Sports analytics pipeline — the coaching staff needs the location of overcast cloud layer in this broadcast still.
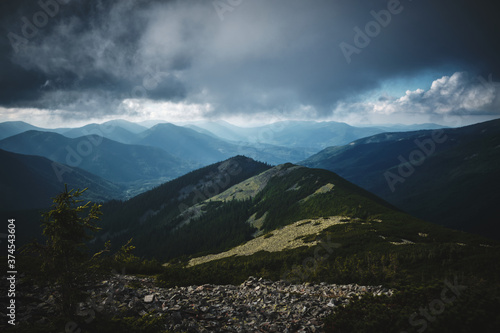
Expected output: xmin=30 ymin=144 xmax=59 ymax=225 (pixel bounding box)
xmin=0 ymin=0 xmax=499 ymax=127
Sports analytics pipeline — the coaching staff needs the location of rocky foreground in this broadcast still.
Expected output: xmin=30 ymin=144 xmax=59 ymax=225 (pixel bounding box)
xmin=14 ymin=275 xmax=393 ymax=332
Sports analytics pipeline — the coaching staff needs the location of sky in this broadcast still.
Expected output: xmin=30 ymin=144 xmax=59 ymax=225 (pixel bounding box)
xmin=0 ymin=0 xmax=499 ymax=128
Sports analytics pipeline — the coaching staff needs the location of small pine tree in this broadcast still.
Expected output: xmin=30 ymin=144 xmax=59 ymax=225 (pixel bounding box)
xmin=24 ymin=185 xmax=107 ymax=317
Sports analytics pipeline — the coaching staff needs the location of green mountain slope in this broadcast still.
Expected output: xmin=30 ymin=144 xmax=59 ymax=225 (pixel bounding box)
xmin=95 ymin=156 xmax=272 ymax=255
xmin=301 ymin=119 xmax=500 ymax=239
xmin=97 ymin=158 xmax=498 ymax=269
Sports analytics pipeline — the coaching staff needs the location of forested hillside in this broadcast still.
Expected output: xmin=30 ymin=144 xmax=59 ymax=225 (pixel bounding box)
xmin=95 ymin=156 xmax=271 ymax=255
xmin=301 ymin=119 xmax=500 ymax=239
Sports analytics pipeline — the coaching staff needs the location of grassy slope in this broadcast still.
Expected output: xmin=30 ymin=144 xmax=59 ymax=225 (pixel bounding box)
xmin=158 ymin=163 xmax=498 ymax=283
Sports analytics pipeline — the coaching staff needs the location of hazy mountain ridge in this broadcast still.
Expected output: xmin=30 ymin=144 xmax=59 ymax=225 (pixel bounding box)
xmin=61 ymin=124 xmax=139 ymax=144
xmin=0 ymin=119 xmax=449 ymax=170
xmin=135 ymin=123 xmax=234 ymax=165
xmin=135 ymin=122 xmax=313 ymax=165
xmin=0 ymin=130 xmax=192 ymax=196
xmin=0 ymin=121 xmax=47 ymax=140
xmin=185 ymin=120 xmax=389 ymax=151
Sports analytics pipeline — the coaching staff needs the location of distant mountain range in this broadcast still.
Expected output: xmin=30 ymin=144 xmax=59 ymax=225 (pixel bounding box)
xmin=135 ymin=122 xmax=314 ymax=165
xmin=0 ymin=121 xmax=51 ymax=140
xmin=0 ymin=130 xmax=191 ymax=197
xmin=181 ymin=120 xmax=432 ymax=151
xmin=61 ymin=124 xmax=137 ymax=144
xmin=0 ymin=119 xmax=448 ymax=166
xmin=301 ymin=119 xmax=500 ymax=239
xmin=136 ymin=123 xmax=247 ymax=164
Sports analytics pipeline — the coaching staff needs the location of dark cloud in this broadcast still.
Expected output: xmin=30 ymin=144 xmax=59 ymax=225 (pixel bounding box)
xmin=0 ymin=0 xmax=499 ymax=123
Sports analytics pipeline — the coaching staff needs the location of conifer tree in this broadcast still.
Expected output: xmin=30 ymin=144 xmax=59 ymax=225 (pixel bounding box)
xmin=25 ymin=185 xmax=107 ymax=317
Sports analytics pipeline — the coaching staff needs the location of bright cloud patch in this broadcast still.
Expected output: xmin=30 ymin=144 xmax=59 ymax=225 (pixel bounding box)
xmin=334 ymin=72 xmax=500 ymax=124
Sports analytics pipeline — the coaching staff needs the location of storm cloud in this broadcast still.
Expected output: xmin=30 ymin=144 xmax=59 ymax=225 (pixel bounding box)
xmin=1 ymin=0 xmax=499 ymax=126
